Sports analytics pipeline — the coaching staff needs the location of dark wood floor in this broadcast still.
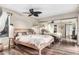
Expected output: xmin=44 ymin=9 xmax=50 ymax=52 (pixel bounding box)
xmin=0 ymin=42 xmax=79 ymax=55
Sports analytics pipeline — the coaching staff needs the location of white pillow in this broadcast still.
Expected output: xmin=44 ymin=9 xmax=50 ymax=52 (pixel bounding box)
xmin=18 ymin=33 xmax=22 ymax=36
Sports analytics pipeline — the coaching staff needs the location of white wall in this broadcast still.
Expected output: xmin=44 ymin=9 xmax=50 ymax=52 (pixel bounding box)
xmin=2 ymin=7 xmax=38 ymax=29
xmin=10 ymin=13 xmax=37 ymax=29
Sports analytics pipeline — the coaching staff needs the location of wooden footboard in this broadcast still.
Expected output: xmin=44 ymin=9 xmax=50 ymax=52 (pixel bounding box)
xmin=14 ymin=38 xmax=54 ymax=55
xmin=14 ymin=40 xmax=38 ymax=50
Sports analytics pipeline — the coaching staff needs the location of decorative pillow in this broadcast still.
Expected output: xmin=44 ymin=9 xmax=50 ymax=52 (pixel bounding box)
xmin=22 ymin=32 xmax=27 ymax=35
xmin=18 ymin=32 xmax=22 ymax=36
xmin=27 ymin=29 xmax=36 ymax=34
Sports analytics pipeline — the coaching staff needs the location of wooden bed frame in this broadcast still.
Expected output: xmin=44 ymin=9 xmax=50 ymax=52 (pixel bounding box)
xmin=14 ymin=37 xmax=53 ymax=55
xmin=13 ymin=29 xmax=54 ymax=55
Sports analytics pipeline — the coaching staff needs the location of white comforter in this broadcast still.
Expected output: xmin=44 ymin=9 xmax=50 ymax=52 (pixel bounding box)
xmin=16 ymin=35 xmax=53 ymax=47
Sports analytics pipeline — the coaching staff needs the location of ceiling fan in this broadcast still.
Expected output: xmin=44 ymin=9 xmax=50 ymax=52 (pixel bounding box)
xmin=23 ymin=8 xmax=42 ymax=17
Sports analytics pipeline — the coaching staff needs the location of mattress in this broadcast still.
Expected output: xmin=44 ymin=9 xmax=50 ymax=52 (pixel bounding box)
xmin=16 ymin=35 xmax=54 ymax=47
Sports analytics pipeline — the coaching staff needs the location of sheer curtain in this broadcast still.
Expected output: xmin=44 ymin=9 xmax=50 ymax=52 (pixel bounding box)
xmin=0 ymin=12 xmax=8 ymax=32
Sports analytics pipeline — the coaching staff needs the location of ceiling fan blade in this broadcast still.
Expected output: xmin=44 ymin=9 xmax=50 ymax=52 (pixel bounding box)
xmin=28 ymin=14 xmax=32 ymax=17
xmin=33 ymin=14 xmax=39 ymax=17
xmin=35 ymin=11 xmax=42 ymax=14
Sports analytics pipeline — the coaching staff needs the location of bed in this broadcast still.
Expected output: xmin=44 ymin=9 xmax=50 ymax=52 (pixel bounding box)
xmin=14 ymin=32 xmax=54 ymax=55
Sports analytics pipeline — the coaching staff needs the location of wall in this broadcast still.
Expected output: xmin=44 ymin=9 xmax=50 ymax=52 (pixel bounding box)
xmin=2 ymin=7 xmax=38 ymax=29
xmin=10 ymin=13 xmax=37 ymax=29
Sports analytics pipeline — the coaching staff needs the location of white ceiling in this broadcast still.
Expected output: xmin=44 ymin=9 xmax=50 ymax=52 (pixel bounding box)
xmin=0 ymin=4 xmax=78 ymax=19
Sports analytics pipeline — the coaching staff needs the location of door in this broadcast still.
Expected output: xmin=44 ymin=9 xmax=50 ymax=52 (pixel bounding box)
xmin=65 ymin=24 xmax=73 ymax=39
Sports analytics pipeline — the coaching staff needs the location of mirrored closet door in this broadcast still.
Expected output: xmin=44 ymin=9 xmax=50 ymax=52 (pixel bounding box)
xmin=65 ymin=24 xmax=77 ymax=39
xmin=53 ymin=18 xmax=78 ymax=45
xmin=60 ymin=18 xmax=78 ymax=44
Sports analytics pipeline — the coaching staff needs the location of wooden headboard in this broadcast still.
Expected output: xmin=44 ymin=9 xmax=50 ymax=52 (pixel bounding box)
xmin=14 ymin=28 xmax=36 ymax=37
xmin=14 ymin=28 xmax=28 ymax=36
xmin=15 ymin=28 xmax=27 ymax=33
